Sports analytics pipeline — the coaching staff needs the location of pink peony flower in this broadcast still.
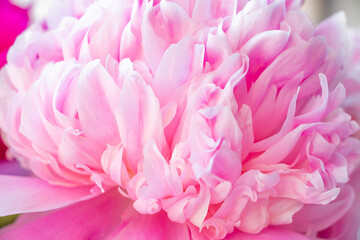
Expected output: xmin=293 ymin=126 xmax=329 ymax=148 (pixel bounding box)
xmin=0 ymin=0 xmax=359 ymax=239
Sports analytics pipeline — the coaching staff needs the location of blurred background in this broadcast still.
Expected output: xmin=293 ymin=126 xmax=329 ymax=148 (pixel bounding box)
xmin=303 ymin=0 xmax=360 ymax=27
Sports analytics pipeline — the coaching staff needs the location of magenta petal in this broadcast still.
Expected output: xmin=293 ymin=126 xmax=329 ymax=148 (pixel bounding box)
xmin=110 ymin=209 xmax=191 ymax=240
xmin=0 ymin=175 xmax=95 ymax=216
xmin=226 ymin=227 xmax=311 ymax=240
xmin=0 ymin=189 xmax=129 ymax=240
xmin=0 ymin=159 xmax=29 ymax=176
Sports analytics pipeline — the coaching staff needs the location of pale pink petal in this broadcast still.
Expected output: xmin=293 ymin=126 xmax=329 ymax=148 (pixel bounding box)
xmin=205 ymin=28 xmax=233 ymax=68
xmin=141 ymin=1 xmax=191 ymax=74
xmin=184 ymin=181 xmax=211 ymax=228
xmin=240 ymin=28 xmax=291 ymax=82
xmin=77 ymin=60 xmax=120 ymax=145
xmin=19 ymin=86 xmax=58 ymax=154
xmin=116 ymin=72 xmax=167 ymax=171
xmin=247 ymin=37 xmax=327 ymax=115
xmin=239 ymin=1 xmax=286 ymax=47
xmin=316 ymin=12 xmax=347 ymax=61
xmin=87 ymin=5 xmax=131 ymax=63
xmin=237 ymin=199 xmax=269 ymax=234
xmin=284 ymin=11 xmax=315 ymax=40
xmin=137 ymin=141 xmax=182 ymax=200
xmin=268 ymin=198 xmax=304 ymax=225
xmin=152 ymin=37 xmax=194 ymax=106
xmin=100 ymin=144 xmax=129 ymax=187
xmin=58 ymin=128 xmax=104 ymax=171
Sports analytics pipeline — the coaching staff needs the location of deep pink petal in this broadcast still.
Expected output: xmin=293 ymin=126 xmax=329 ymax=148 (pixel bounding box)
xmin=0 ymin=159 xmax=29 ymax=176
xmin=0 ymin=175 xmax=95 ymax=216
xmin=110 ymin=209 xmax=191 ymax=240
xmin=0 ymin=189 xmax=129 ymax=240
xmin=226 ymin=227 xmax=310 ymax=240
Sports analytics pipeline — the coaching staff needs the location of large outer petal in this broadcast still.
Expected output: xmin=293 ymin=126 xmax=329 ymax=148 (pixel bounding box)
xmin=0 ymin=189 xmax=128 ymax=240
xmin=110 ymin=208 xmax=191 ymax=240
xmin=225 ymin=227 xmax=310 ymax=240
xmin=0 ymin=159 xmax=29 ymax=176
xmin=0 ymin=175 xmax=95 ymax=216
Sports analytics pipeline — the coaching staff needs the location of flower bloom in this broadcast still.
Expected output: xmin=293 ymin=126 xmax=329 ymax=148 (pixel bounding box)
xmin=0 ymin=0 xmax=359 ymax=239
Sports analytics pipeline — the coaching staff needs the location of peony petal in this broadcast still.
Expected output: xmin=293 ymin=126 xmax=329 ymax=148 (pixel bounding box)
xmin=240 ymin=28 xmax=291 ymax=83
xmin=77 ymin=60 xmax=120 ymax=145
xmin=58 ymin=128 xmax=104 ymax=171
xmin=184 ymin=181 xmax=211 ymax=228
xmin=0 ymin=189 xmax=128 ymax=240
xmin=0 ymin=159 xmax=29 ymax=176
xmin=137 ymin=141 xmax=182 ymax=200
xmin=226 ymin=227 xmax=311 ymax=240
xmin=268 ymin=198 xmax=303 ymax=225
xmin=248 ymin=37 xmax=327 ymax=113
xmin=110 ymin=209 xmax=191 ymax=240
xmin=117 ymin=72 xmax=167 ymax=171
xmin=292 ymin=185 xmax=355 ymax=234
xmin=19 ymin=84 xmax=58 ymax=154
xmin=88 ymin=4 xmax=131 ymax=63
xmin=100 ymin=144 xmax=129 ymax=187
xmin=316 ymin=12 xmax=347 ymax=61
xmin=152 ymin=37 xmax=194 ymax=106
xmin=0 ymin=175 xmax=95 ymax=217
xmin=141 ymin=1 xmax=191 ymax=74
xmin=239 ymin=1 xmax=286 ymax=46
xmin=284 ymin=11 xmax=315 ymax=40
xmin=212 ymin=185 xmax=253 ymax=223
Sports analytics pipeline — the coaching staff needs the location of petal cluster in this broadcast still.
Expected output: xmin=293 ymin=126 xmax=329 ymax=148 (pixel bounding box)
xmin=0 ymin=0 xmax=359 ymax=239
